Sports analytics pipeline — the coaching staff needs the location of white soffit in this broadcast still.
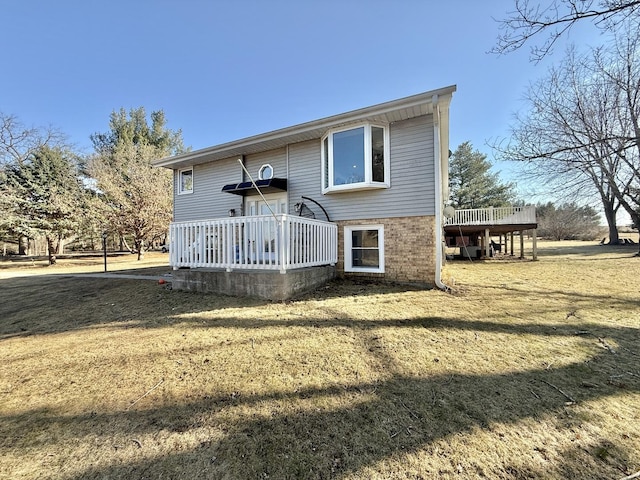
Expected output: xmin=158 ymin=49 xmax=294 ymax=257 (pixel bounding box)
xmin=154 ymin=85 xmax=456 ymax=169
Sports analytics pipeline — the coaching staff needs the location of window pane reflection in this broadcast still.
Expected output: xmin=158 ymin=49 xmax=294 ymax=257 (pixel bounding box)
xmin=351 ymin=230 xmax=379 ymax=268
xmin=371 ymin=126 xmax=385 ymax=182
xmin=333 ymin=127 xmax=364 ymax=185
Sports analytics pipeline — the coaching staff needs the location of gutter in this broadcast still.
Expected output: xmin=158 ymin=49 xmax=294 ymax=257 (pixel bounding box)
xmin=432 ymin=94 xmax=450 ymax=292
xmin=153 ymin=85 xmax=457 ymax=169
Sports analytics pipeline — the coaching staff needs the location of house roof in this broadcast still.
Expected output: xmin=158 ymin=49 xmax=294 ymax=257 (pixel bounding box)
xmin=153 ymin=85 xmax=456 ymax=170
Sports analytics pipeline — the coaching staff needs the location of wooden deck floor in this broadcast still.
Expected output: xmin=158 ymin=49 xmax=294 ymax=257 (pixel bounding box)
xmin=444 ymin=222 xmax=537 ymax=236
xmin=443 ymin=209 xmax=538 ymax=260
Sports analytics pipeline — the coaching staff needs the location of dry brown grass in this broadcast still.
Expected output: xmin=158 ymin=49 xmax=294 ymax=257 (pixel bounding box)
xmin=0 ymin=243 xmax=638 ymax=479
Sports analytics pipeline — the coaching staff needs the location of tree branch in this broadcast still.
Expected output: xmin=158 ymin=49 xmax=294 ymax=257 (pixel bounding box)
xmin=491 ymin=0 xmax=640 ymax=62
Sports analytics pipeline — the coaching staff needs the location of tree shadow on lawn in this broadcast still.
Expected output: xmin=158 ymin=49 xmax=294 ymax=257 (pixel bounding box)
xmin=0 ymin=275 xmax=444 ymax=340
xmin=464 ymin=283 xmax=640 ymax=314
xmin=1 ymin=273 xmax=638 ymax=341
xmin=1 ymin=317 xmax=638 ymax=479
xmin=0 ymin=275 xmax=268 ymax=339
xmin=537 ymin=242 xmax=638 ymax=258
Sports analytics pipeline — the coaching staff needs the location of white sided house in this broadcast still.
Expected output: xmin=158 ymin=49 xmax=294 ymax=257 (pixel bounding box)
xmin=154 ymin=86 xmax=456 ymax=299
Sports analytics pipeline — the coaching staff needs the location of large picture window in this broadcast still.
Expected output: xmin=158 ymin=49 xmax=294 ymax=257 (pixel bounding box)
xmin=178 ymin=167 xmax=193 ymax=195
xmin=344 ymin=225 xmax=384 ymax=273
xmin=321 ymin=123 xmax=389 ymax=193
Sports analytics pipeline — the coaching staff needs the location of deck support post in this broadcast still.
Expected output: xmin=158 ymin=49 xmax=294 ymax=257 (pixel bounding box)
xmin=532 ymin=229 xmax=538 ymax=261
xmin=485 ymin=228 xmax=490 ymax=258
xmin=442 ymin=206 xmax=538 ymax=260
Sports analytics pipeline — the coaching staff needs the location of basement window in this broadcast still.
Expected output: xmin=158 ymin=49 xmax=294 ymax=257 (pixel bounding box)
xmin=344 ymin=225 xmax=384 ymax=273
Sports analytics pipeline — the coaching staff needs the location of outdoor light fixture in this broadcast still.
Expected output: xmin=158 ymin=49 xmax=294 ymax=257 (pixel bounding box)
xmin=229 ymin=209 xmax=236 ymax=217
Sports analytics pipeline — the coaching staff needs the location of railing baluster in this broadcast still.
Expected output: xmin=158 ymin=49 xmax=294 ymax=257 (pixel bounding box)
xmin=444 ymin=206 xmax=536 ymax=228
xmin=168 ymin=215 xmax=338 ymax=270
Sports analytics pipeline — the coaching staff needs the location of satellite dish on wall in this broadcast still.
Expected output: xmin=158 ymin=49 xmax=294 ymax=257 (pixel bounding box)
xmin=443 ymin=205 xmax=455 ymax=219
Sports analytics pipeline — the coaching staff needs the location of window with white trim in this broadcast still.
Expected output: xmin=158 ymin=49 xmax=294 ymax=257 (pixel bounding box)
xmin=258 ymin=164 xmax=273 ymax=180
xmin=344 ymin=225 xmax=384 ymax=273
xmin=178 ymin=167 xmax=193 ymax=195
xmin=321 ymin=123 xmax=389 ymax=193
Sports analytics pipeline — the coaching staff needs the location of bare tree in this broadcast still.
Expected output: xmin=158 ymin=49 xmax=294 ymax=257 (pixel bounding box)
xmin=593 ymin=21 xmax=640 ymax=224
xmin=495 ymin=35 xmax=640 ymax=245
xmin=497 ymin=48 xmax=619 ymax=242
xmin=492 ymin=0 xmax=640 ymax=61
xmin=88 ymin=108 xmax=184 ymax=260
xmin=537 ymin=202 xmax=604 ymax=240
xmin=89 ymin=142 xmax=172 ymax=260
xmin=0 ymin=113 xmax=66 ymax=167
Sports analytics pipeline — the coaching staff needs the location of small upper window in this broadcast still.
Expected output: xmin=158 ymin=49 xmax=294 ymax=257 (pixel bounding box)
xmin=321 ymin=123 xmax=389 ymax=194
xmin=258 ymin=164 xmax=274 ymax=180
xmin=179 ymin=167 xmax=193 ymax=194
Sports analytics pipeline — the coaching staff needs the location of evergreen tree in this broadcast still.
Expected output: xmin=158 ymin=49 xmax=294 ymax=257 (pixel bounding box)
xmin=449 ymin=141 xmax=515 ymax=209
xmin=1 ymin=112 xmax=68 ymax=254
xmin=0 ymin=146 xmax=86 ymax=264
xmin=90 ymin=108 xmax=186 ymax=157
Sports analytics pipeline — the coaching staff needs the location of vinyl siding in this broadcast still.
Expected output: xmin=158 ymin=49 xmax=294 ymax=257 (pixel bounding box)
xmin=287 ymin=140 xmax=322 ymax=216
xmin=173 ymin=158 xmax=243 ymax=221
xmin=244 ymin=148 xmax=287 ymax=182
xmin=173 ymin=114 xmax=436 ymax=223
xmin=288 ymin=115 xmax=435 ymax=222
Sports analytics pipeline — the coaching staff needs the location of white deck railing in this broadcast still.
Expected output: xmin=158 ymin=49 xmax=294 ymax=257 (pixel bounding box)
xmin=444 ymin=205 xmax=536 ymax=226
xmin=169 ymin=215 xmax=338 ymax=273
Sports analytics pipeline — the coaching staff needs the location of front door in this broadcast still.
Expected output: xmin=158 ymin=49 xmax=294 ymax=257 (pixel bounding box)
xmin=245 ymin=193 xmax=287 ymax=263
xmin=245 ymin=193 xmax=287 ymax=217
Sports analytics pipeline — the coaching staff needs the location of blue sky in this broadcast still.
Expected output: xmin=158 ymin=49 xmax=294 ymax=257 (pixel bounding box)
xmin=2 ymin=1 xmax=602 ymax=199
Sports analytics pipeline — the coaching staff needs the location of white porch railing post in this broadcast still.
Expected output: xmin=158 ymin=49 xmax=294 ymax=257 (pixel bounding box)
xmin=225 ymin=219 xmax=233 ymax=270
xmin=169 ymin=223 xmax=177 ymax=268
xmin=168 ymin=215 xmax=337 ymax=271
xmin=444 ymin=206 xmax=537 ymax=227
xmin=279 ymin=215 xmax=287 ymax=274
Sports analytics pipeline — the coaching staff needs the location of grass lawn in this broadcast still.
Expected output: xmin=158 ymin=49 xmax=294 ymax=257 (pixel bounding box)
xmin=0 ymin=244 xmax=639 ymax=479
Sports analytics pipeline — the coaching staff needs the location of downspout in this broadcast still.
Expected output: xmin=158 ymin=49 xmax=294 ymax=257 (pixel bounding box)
xmin=432 ymin=94 xmax=450 ymax=292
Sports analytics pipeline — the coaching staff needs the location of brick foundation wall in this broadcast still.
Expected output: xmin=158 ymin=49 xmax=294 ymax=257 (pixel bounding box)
xmin=335 ymin=216 xmax=437 ymax=286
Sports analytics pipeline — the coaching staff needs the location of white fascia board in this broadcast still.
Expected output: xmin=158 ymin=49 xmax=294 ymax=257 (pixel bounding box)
xmin=153 ymin=85 xmax=457 ymax=169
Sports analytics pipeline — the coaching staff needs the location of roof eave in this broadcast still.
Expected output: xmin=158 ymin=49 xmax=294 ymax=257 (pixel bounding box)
xmin=153 ymin=85 xmax=456 ymax=169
